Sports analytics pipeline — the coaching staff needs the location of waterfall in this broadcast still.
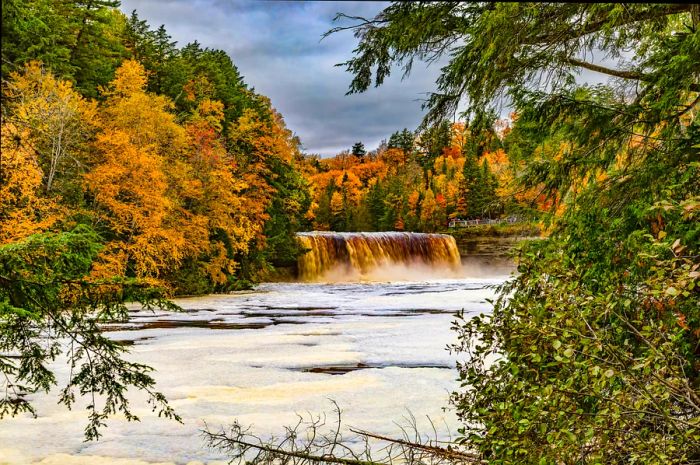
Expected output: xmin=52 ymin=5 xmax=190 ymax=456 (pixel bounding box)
xmin=296 ymin=232 xmax=461 ymax=281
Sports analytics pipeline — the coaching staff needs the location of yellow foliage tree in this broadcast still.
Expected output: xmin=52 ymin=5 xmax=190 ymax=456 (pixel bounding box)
xmin=336 ymin=171 xmax=363 ymax=206
xmin=420 ymin=189 xmax=438 ymax=231
xmin=407 ymin=190 xmax=421 ymax=215
xmin=4 ymin=61 xmax=98 ymax=195
xmin=85 ymin=131 xmax=187 ymax=278
xmin=227 ymin=109 xmax=279 ymax=243
xmin=100 ymin=59 xmax=187 ymax=157
xmin=330 ymin=192 xmax=344 ymax=217
xmin=0 ymin=124 xmax=61 ymax=243
xmin=483 ymin=148 xmax=514 ymax=199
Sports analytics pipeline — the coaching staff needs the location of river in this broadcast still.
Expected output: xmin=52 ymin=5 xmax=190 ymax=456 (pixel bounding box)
xmin=0 ymin=234 xmax=516 ymax=465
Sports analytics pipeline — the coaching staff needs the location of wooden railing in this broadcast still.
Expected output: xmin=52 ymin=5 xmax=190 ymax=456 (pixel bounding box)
xmin=448 ymin=216 xmax=520 ymax=228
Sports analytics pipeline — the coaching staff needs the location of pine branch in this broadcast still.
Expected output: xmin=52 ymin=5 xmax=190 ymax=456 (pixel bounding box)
xmin=526 ymin=4 xmax=692 ymax=45
xmin=563 ymin=56 xmax=700 ymax=93
xmin=205 ymin=429 xmax=382 ymax=465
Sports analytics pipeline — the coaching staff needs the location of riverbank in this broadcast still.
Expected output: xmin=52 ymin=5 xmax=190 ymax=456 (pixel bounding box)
xmin=441 ymin=221 xmax=542 ymax=239
xmin=440 ymin=222 xmax=542 ymax=260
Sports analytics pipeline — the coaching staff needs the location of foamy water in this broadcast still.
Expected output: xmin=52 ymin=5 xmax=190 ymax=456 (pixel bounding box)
xmin=0 ymin=275 xmax=509 ymax=465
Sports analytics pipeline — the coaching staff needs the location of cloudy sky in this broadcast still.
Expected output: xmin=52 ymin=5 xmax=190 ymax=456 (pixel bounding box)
xmin=119 ymin=0 xmax=445 ymax=156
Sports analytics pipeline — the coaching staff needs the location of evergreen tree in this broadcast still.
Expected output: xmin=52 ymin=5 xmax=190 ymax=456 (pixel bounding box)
xmin=461 ymin=149 xmax=482 ymax=218
xmin=315 ymin=180 xmax=335 ymax=230
xmin=366 ymin=181 xmax=386 ymax=230
xmin=480 ymin=159 xmax=498 ymax=218
xmin=124 ymin=12 xmax=180 ymax=96
xmin=68 ymin=0 xmax=126 ymax=97
xmin=416 ymin=120 xmax=450 ymax=171
xmin=351 ymin=141 xmax=366 ymax=158
xmin=379 ymin=194 xmax=401 ymax=231
xmin=260 ymin=159 xmax=312 ymax=268
xmin=0 ymin=226 xmax=180 ymax=440
xmin=1 ymin=0 xmax=126 ymax=97
xmin=2 ymin=0 xmax=74 ymax=79
xmin=388 ymin=128 xmax=414 ymax=155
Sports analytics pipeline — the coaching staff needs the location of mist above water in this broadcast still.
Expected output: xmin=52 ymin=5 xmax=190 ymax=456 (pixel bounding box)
xmin=304 ymin=259 xmax=513 ymax=283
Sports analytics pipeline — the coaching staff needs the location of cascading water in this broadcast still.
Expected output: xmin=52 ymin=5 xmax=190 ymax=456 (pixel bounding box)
xmin=296 ymin=231 xmax=462 ymax=281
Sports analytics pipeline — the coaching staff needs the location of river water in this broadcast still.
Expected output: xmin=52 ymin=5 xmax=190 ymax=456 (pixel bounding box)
xmin=1 ymin=265 xmax=512 ymax=464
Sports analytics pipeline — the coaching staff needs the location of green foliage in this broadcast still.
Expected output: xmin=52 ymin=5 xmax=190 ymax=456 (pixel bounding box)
xmin=458 ymin=151 xmax=498 ymax=219
xmin=0 ymin=226 xmax=180 ymax=440
xmin=333 ymin=3 xmax=697 ymax=124
xmin=351 ymin=141 xmax=366 ymax=158
xmin=182 ymin=43 xmax=270 ymax=128
xmin=388 ymin=128 xmax=415 ymax=154
xmin=335 ymin=2 xmax=700 ymax=462
xmin=314 ymin=178 xmax=336 ymax=230
xmin=68 ymin=0 xmax=127 ymax=98
xmin=366 ymin=181 xmax=386 ymax=230
xmin=1 ymin=0 xmax=127 ymax=97
xmin=124 ymin=11 xmax=180 ymax=96
xmin=417 ymin=120 xmax=451 ymax=169
xmin=124 ymin=12 xmax=264 ymax=127
xmin=452 ymin=159 xmax=699 ymax=463
xmin=1 ymin=0 xmax=75 ymax=79
xmin=260 ymin=158 xmax=313 ymax=268
xmin=480 ymin=159 xmax=499 ymax=217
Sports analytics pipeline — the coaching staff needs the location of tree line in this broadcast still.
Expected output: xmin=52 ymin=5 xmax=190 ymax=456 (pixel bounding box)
xmin=303 ymin=118 xmax=552 ymax=233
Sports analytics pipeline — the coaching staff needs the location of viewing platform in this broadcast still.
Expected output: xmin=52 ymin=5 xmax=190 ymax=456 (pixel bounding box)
xmin=448 ymin=216 xmax=520 ymax=229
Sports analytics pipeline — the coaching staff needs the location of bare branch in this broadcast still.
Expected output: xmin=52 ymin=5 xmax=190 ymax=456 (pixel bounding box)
xmin=203 ymin=404 xmax=480 ymax=465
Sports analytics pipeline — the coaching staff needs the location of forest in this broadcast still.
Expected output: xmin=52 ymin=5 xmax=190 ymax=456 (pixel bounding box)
xmin=1 ymin=1 xmax=699 ymax=464
xmin=2 ymin=1 xmax=315 ymax=296
xmin=329 ymin=3 xmax=699 ymax=463
xmin=302 ymin=120 xmax=552 ymax=233
xmin=1 ymin=0 xmax=541 ymax=296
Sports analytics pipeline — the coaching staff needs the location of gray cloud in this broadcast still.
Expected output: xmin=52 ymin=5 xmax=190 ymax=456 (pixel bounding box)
xmin=118 ymin=1 xmax=628 ymax=155
xmin=119 ymin=0 xmax=440 ymax=155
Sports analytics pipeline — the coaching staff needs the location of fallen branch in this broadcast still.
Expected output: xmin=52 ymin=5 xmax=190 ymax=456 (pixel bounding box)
xmin=203 ymin=402 xmax=482 ymax=465
xmin=349 ymin=428 xmax=484 ymax=464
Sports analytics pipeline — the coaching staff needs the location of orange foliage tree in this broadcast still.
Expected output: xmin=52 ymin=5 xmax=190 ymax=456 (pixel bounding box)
xmin=85 ymin=60 xmax=207 ymax=280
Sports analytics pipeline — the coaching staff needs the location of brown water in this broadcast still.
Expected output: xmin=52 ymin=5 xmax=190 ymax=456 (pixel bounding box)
xmin=296 ymin=232 xmax=462 ymax=281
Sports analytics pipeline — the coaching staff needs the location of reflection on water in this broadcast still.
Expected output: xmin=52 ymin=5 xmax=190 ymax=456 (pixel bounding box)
xmin=0 ymin=271 xmax=511 ymax=465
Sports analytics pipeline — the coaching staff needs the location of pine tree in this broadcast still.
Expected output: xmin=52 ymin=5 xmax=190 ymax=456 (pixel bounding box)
xmin=388 ymin=128 xmax=415 ymax=159
xmin=461 ymin=149 xmax=482 ymax=218
xmin=416 ymin=121 xmax=450 ymax=171
xmin=351 ymin=141 xmax=366 ymax=158
xmin=366 ymin=181 xmax=385 ymax=231
xmin=480 ymin=159 xmax=497 ymax=218
xmin=334 ymin=3 xmax=700 ymax=460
